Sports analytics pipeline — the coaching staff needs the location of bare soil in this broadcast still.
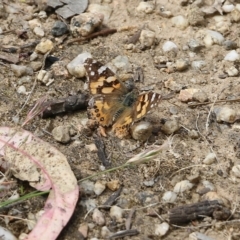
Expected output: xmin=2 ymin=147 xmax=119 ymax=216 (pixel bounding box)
xmin=1 ymin=0 xmax=240 ymax=239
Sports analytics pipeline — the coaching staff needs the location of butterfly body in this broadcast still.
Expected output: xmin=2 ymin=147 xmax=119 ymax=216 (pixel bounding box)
xmin=84 ymin=58 xmax=162 ymax=138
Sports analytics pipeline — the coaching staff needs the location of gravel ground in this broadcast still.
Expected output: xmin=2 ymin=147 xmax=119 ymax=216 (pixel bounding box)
xmin=1 ymin=0 xmax=240 ymax=239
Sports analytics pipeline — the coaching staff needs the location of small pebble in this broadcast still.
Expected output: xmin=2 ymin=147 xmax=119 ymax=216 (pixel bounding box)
xmin=226 ymin=66 xmax=239 ymax=77
xmin=187 ymin=7 xmax=205 ymax=26
xmin=191 ymin=60 xmax=206 ymax=71
xmin=85 ymin=143 xmax=98 ymax=152
xmin=33 ymin=26 xmax=44 ymax=37
xmin=171 ymin=15 xmax=189 ymax=30
xmin=106 ymin=180 xmax=120 ymax=191
xmin=203 ymin=30 xmax=224 ymax=47
xmin=232 ymin=165 xmax=240 ymax=178
xmin=112 ymin=55 xmax=130 ymax=71
xmin=224 ymin=50 xmax=240 ymax=62
xmin=192 ymin=90 xmax=208 ymax=103
xmin=78 ymin=223 xmax=88 ymax=238
xmin=70 ymin=12 xmax=103 ymax=37
xmin=162 ymin=191 xmax=177 ymax=203
xmin=87 ymin=4 xmax=112 ymax=24
xmin=30 ymin=61 xmax=42 ymax=71
xmin=28 ymin=19 xmax=42 ymax=29
xmin=35 ymin=39 xmax=54 ymax=54
xmin=139 ymin=29 xmax=155 ymax=48
xmin=157 ymin=9 xmax=173 ymax=18
xmin=222 ymin=4 xmax=234 ymax=13
xmin=67 ymin=52 xmax=92 ymax=78
xmin=51 ymin=21 xmax=68 ymax=37
xmin=188 ymin=130 xmax=199 ymax=139
xmin=179 ymin=88 xmax=200 ymax=102
xmin=38 ymin=10 xmax=47 ymax=18
xmin=143 ymin=179 xmax=155 ymax=187
xmin=162 ymin=41 xmax=178 ymax=53
xmin=202 ymin=180 xmax=215 ymax=191
xmin=161 ymin=118 xmax=180 ymax=135
xmin=0 ymin=227 xmax=17 ymax=240
xmin=81 ymin=199 xmax=97 ymax=212
xmin=101 ymin=226 xmax=112 ymax=238
xmin=203 ymin=153 xmax=216 ymax=165
xmin=174 ymin=180 xmax=194 ymax=193
xmin=223 ymin=40 xmax=238 ymax=50
xmin=17 ymin=86 xmax=26 ymax=94
xmin=29 ymin=52 xmax=38 ymax=61
xmin=136 ymin=1 xmax=155 ymax=14
xmin=175 ymin=59 xmax=189 ymax=71
xmin=92 ymin=209 xmax=105 ymax=226
xmin=80 ymin=180 xmax=95 ymax=195
xmin=214 ymin=106 xmax=236 ymax=123
xmin=11 ymin=64 xmax=33 ymax=77
xmin=52 ymin=126 xmax=71 ymax=143
xmin=130 ymin=121 xmax=153 ymax=141
xmin=231 ymin=8 xmax=240 ymax=22
xmin=37 ymin=70 xmax=52 ymax=85
xmin=110 ymin=206 xmax=124 ymax=223
xmin=188 ymin=39 xmax=204 ymax=52
xmin=154 ymin=222 xmax=169 ymax=236
xmin=94 ymin=181 xmax=106 ymax=196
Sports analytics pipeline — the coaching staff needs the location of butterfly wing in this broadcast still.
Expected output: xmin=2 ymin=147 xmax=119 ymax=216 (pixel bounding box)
xmin=85 ymin=58 xmax=131 ymax=126
xmin=84 ymin=58 xmax=128 ymax=96
xmin=112 ymin=92 xmax=162 ymax=138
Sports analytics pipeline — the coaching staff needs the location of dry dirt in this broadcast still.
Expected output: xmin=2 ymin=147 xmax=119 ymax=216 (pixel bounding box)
xmin=1 ymin=0 xmax=240 ymax=239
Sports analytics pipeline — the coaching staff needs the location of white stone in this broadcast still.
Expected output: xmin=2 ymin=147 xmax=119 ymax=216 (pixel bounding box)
xmin=162 ymin=191 xmax=177 ymax=203
xmin=94 ymin=181 xmax=106 ymax=195
xmin=191 ymin=60 xmax=206 ymax=71
xmin=28 ymin=19 xmax=42 ymax=29
xmin=203 ymin=30 xmax=224 ymax=47
xmin=87 ymin=4 xmax=112 ymax=24
xmin=232 ymin=165 xmax=240 ymax=178
xmin=202 ymin=180 xmax=215 ymax=191
xmin=222 ymin=4 xmax=234 ymax=13
xmin=224 ymin=50 xmax=240 ymax=61
xmin=110 ymin=206 xmax=124 ymax=223
xmin=130 ymin=121 xmax=153 ymax=141
xmin=139 ymin=29 xmax=156 ymax=47
xmin=38 ymin=10 xmax=47 ymax=18
xmin=214 ymin=106 xmax=236 ymax=123
xmin=67 ymin=52 xmax=92 ymax=78
xmin=173 ymin=180 xmax=194 ymax=193
xmin=33 ymin=26 xmax=44 ymax=37
xmin=203 ymin=153 xmax=216 ymax=165
xmin=17 ymin=86 xmax=26 ymax=94
xmin=171 ymin=15 xmax=189 ymax=30
xmin=92 ymin=209 xmax=105 ymax=226
xmin=112 ymin=55 xmax=130 ymax=71
xmin=137 ymin=2 xmax=155 ymax=14
xmin=29 ymin=51 xmax=38 ymax=61
xmin=162 ymin=41 xmax=178 ymax=52
xmin=226 ymin=66 xmax=239 ymax=76
xmin=101 ymin=226 xmax=112 ymax=238
xmin=155 ymin=222 xmax=169 ymax=236
xmin=0 ymin=226 xmax=17 ymax=240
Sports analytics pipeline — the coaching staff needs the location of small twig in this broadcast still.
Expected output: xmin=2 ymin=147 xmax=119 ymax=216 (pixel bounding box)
xmin=205 ymin=97 xmax=217 ymax=132
xmin=109 ymin=229 xmax=139 ymax=239
xmin=188 ymin=97 xmax=240 ymax=107
xmin=125 ymin=207 xmax=136 ymax=230
xmin=67 ymin=28 xmax=117 ymax=44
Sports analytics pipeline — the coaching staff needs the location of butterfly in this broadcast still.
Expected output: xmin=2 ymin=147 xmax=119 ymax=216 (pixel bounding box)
xmin=84 ymin=58 xmax=162 ymax=138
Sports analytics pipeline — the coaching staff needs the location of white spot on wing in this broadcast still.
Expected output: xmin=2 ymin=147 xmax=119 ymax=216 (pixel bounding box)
xmin=90 ymin=71 xmax=95 ymax=76
xmin=151 ymin=93 xmax=156 ymax=102
xmin=98 ymin=66 xmax=107 ymax=75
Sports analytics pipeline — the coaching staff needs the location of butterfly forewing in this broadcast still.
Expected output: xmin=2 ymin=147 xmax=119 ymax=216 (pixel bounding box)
xmin=84 ymin=58 xmax=128 ymax=96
